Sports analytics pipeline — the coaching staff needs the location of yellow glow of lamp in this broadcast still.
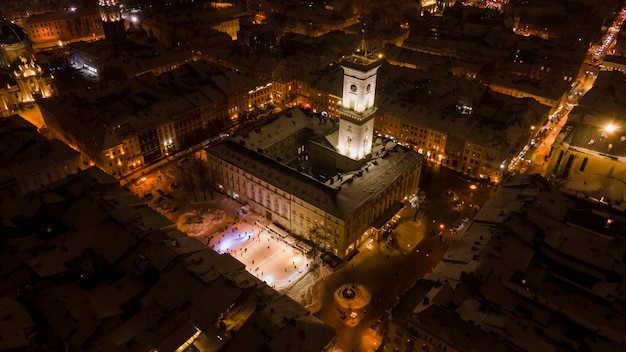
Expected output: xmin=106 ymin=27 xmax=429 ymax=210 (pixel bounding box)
xmin=604 ymin=123 xmax=616 ymax=133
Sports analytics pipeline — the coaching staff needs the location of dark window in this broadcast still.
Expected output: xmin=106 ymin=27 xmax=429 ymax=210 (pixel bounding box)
xmin=579 ymin=157 xmax=588 ymax=172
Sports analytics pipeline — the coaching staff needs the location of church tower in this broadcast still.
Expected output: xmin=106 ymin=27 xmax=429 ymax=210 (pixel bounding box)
xmin=99 ymin=0 xmax=126 ymax=42
xmin=337 ymin=43 xmax=381 ymax=161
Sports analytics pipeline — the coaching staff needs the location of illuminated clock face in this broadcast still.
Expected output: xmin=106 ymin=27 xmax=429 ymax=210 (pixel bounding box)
xmin=366 ymin=84 xmax=371 ymax=92
xmin=350 ymin=84 xmax=357 ymax=93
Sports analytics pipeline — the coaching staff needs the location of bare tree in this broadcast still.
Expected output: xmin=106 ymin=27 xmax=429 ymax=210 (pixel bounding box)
xmin=190 ymin=159 xmax=215 ymax=200
xmin=175 ymin=164 xmax=196 ymax=194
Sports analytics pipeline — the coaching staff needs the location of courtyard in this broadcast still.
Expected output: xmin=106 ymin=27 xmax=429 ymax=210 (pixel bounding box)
xmin=128 ymin=160 xmax=313 ymax=293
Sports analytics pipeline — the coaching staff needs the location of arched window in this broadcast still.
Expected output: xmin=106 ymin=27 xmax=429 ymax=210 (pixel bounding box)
xmin=579 ymin=157 xmax=588 ymax=172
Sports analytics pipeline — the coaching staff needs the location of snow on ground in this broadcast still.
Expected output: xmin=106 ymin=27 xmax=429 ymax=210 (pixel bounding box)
xmin=284 ymin=261 xmax=333 ymax=313
xmin=207 ymin=221 xmax=312 ymax=292
xmin=178 ymin=208 xmax=226 ymax=237
xmin=129 ymin=162 xmax=331 ymax=308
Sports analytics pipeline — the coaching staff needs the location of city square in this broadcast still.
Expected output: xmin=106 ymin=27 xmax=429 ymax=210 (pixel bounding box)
xmin=2 ymin=0 xmax=626 ymax=351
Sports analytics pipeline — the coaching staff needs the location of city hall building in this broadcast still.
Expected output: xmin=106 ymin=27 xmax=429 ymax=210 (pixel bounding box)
xmin=206 ymin=52 xmax=423 ymax=258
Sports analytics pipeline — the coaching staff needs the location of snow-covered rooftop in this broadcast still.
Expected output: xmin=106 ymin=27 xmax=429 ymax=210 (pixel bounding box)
xmin=207 ymin=135 xmax=422 ymax=219
xmin=401 ymin=174 xmax=626 ymax=351
xmin=0 ymin=167 xmax=335 ymax=351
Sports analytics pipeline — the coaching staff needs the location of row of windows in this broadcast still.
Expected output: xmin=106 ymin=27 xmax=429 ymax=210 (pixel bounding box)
xmin=217 ymin=159 xmax=347 ymax=232
xmin=28 ymin=18 xmax=99 ymax=28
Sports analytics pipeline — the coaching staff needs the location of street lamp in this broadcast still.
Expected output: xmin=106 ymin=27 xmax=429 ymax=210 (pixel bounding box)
xmin=604 ymin=123 xmax=616 ymax=133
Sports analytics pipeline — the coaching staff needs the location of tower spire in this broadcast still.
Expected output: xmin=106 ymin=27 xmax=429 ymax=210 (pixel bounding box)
xmin=359 ymin=29 xmax=367 ymax=56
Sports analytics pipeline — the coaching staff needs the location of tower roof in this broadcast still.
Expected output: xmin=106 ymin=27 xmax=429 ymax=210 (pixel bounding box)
xmin=340 ymin=53 xmax=381 ymax=72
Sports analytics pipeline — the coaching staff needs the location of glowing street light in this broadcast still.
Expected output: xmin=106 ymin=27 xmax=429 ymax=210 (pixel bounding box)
xmin=604 ymin=123 xmax=616 ymax=133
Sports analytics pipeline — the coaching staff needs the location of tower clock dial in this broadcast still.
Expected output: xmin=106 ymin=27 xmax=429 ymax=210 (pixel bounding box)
xmin=366 ymin=84 xmax=371 ymax=92
xmin=350 ymin=84 xmax=357 ymax=93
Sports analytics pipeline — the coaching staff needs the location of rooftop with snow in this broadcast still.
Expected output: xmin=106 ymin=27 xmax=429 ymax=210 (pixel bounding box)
xmin=396 ymin=174 xmax=626 ymax=352
xmin=208 ymin=107 xmax=422 ymax=219
xmin=0 ymin=167 xmax=335 ymax=351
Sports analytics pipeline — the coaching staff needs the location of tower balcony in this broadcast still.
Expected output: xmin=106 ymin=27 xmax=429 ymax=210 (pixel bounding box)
xmin=339 ymin=106 xmax=377 ymax=124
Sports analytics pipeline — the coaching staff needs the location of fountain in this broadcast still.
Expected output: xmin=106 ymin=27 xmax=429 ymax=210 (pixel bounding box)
xmin=334 ymin=283 xmax=371 ymax=327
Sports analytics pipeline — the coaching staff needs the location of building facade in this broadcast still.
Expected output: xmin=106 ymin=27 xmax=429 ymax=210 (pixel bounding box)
xmin=38 ymin=62 xmax=275 ymax=178
xmin=546 ymin=113 xmax=626 ymax=210
xmin=22 ymin=7 xmax=105 ymax=50
xmin=99 ymin=0 xmax=126 ymax=42
xmin=206 ymin=137 xmax=421 ymax=258
xmin=206 ymin=53 xmax=422 ymax=258
xmin=0 ymin=21 xmax=54 ymax=115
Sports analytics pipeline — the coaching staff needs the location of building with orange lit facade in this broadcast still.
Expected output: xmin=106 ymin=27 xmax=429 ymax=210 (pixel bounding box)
xmin=0 ymin=21 xmax=53 ymax=115
xmin=545 ymin=70 xmax=626 ymax=211
xmin=21 ymin=7 xmax=105 ymax=50
xmin=38 ymin=61 xmax=275 ymax=178
xmin=295 ymin=59 xmax=549 ymax=183
xmin=373 ymin=68 xmax=550 ymax=182
xmin=206 ymin=53 xmax=422 ymax=259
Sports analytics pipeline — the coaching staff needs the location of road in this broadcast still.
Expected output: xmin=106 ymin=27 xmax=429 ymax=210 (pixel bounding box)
xmin=312 ymin=165 xmax=493 ymax=351
xmin=514 ymin=5 xmax=626 ymax=179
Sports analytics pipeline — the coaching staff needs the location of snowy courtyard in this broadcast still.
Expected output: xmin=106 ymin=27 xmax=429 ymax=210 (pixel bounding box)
xmin=130 ymin=165 xmax=313 ymax=293
xmin=206 ymin=221 xmax=311 ymax=291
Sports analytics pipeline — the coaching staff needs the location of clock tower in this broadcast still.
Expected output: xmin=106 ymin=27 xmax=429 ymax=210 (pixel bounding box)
xmin=337 ymin=51 xmax=381 ymax=160
xmin=99 ymin=0 xmax=126 ymax=42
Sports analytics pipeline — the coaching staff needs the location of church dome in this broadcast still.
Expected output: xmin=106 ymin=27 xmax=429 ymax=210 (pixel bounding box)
xmin=0 ymin=21 xmax=27 ymax=46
